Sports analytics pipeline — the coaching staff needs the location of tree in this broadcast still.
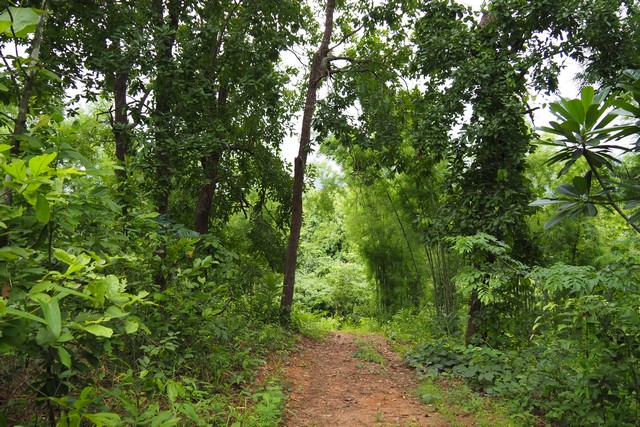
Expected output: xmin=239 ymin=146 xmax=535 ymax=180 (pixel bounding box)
xmin=412 ymin=0 xmax=639 ymax=343
xmin=281 ymin=0 xmax=336 ymax=322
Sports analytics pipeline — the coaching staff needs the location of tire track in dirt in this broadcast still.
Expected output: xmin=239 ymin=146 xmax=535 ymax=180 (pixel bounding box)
xmin=282 ymin=332 xmax=449 ymax=426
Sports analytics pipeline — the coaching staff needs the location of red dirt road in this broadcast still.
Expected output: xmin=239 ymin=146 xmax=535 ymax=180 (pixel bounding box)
xmin=282 ymin=332 xmax=450 ymax=426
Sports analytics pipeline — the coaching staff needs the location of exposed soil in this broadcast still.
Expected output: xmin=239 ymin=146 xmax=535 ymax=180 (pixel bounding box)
xmin=282 ymin=332 xmax=450 ymax=427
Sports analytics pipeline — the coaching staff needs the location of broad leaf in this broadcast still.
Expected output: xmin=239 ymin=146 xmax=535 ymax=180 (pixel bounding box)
xmin=5 ymin=307 xmax=46 ymax=324
xmin=40 ymin=297 xmax=62 ymax=338
xmin=528 ymin=198 xmax=563 ymax=207
xmin=104 ymin=305 xmax=126 ymax=318
xmin=581 ymin=86 xmax=594 ymax=109
xmin=35 ymin=194 xmax=50 ymax=223
xmin=544 ymin=208 xmax=573 ymax=230
xmin=0 ymin=7 xmax=42 ymax=38
xmin=564 ymin=99 xmax=586 ymax=123
xmin=555 ymin=184 xmax=581 ymax=198
xmin=83 ymin=324 xmax=113 ymax=338
xmin=125 ymin=319 xmax=139 ymax=334
xmin=57 ymin=346 xmax=72 ymax=368
xmin=582 ymin=203 xmax=597 ymax=217
xmin=3 ymin=159 xmax=27 ymax=180
xmin=28 ymin=152 xmax=57 ymax=177
xmin=84 ymin=413 xmax=122 ymax=426
xmin=572 ymin=171 xmax=591 ymax=195
xmin=0 ymin=246 xmax=31 ymax=260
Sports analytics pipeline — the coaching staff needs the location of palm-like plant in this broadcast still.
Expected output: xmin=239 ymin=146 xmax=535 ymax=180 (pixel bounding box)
xmin=530 ymin=72 xmax=640 ymax=234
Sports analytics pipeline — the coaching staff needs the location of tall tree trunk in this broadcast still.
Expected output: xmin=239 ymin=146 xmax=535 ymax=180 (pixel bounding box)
xmin=194 ymin=86 xmax=227 ymax=234
xmin=440 ymin=242 xmax=454 ymax=315
xmin=113 ymin=71 xmax=130 ymax=182
xmin=194 ymin=151 xmax=221 ymax=234
xmin=280 ymin=0 xmax=336 ymax=323
xmin=151 ymin=0 xmax=182 ymax=215
xmin=149 ymin=0 xmax=183 ymax=290
xmin=465 ymin=290 xmax=482 ymax=345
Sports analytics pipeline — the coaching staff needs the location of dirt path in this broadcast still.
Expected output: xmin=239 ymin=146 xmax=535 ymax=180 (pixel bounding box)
xmin=282 ymin=332 xmax=449 ymax=426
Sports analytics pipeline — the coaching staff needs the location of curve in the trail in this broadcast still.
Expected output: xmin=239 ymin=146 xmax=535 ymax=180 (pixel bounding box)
xmin=282 ymin=332 xmax=449 ymax=427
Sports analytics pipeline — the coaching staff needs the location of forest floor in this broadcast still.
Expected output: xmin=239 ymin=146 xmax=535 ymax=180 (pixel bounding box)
xmin=279 ymin=331 xmax=469 ymax=427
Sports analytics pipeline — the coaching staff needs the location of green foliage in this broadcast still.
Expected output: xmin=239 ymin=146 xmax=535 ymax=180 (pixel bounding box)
xmin=0 ymin=7 xmax=43 ymax=38
xmin=531 ymin=76 xmax=640 ymax=232
xmin=448 ymin=234 xmax=533 ymax=345
xmin=352 ymin=337 xmax=385 ymax=366
xmin=295 ymin=169 xmax=374 ymax=323
xmin=228 ymin=382 xmax=287 ymax=427
xmin=404 ymin=252 xmax=640 ymax=425
xmin=382 ymin=307 xmax=463 ymax=347
xmin=0 ymin=147 xmax=150 ymax=423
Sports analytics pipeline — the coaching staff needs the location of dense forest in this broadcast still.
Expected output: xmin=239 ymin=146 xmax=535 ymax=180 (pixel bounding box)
xmin=0 ymin=0 xmax=639 ymax=425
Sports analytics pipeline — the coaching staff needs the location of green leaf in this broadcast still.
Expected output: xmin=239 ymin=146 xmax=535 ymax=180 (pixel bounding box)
xmin=83 ymin=413 xmax=122 ymax=426
xmin=585 ymin=104 xmax=605 ymax=130
xmin=3 ymin=159 xmax=27 ymax=180
xmin=550 ymin=101 xmax=573 ymax=122
xmin=104 ymin=305 xmax=126 ymax=319
xmin=64 ymin=253 xmax=92 ymax=276
xmin=52 ymin=284 xmax=91 ymax=301
xmin=528 ymin=198 xmax=562 ymax=207
xmin=5 ymin=307 xmax=46 ymax=324
xmin=0 ymin=7 xmax=42 ymax=38
xmin=564 ymin=99 xmax=586 ymax=124
xmin=582 ymin=203 xmax=597 ymax=217
xmin=544 ymin=209 xmax=573 ymax=230
xmin=41 ymin=297 xmax=62 ymax=338
xmin=86 ymin=279 xmax=107 ymax=307
xmin=0 ymin=20 xmax=11 ymax=34
xmin=572 ymin=172 xmax=591 ymax=195
xmin=28 ymin=152 xmax=57 ymax=177
xmin=125 ymin=319 xmax=139 ymax=334
xmin=555 ymin=184 xmax=580 ymax=198
xmin=53 ymin=248 xmax=75 ymax=265
xmin=40 ymin=68 xmax=61 ymax=82
xmin=612 ymin=99 xmax=640 ymax=116
xmin=83 ymin=324 xmax=113 ymax=338
xmin=35 ymin=194 xmax=51 ymax=223
xmin=30 ymin=281 xmax=54 ymax=295
xmin=57 ymin=346 xmax=72 ymax=368
xmin=0 ymin=246 xmax=31 ymax=260
xmin=581 ymin=86 xmax=594 ymax=109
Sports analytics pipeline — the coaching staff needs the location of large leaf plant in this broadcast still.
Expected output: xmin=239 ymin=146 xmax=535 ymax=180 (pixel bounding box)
xmin=531 ymin=71 xmax=640 ymax=234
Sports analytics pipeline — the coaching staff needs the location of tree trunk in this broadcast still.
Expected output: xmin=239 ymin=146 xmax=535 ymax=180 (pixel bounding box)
xmin=151 ymin=0 xmax=182 ymax=216
xmin=113 ymin=71 xmax=130 ymax=182
xmin=194 ymin=151 xmax=220 ymax=234
xmin=193 ymin=86 xmax=227 ymax=234
xmin=280 ymin=0 xmax=336 ymax=323
xmin=465 ymin=290 xmax=482 ymax=345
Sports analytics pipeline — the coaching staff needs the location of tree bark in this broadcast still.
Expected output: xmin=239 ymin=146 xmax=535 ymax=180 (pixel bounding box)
xmin=194 ymin=151 xmax=220 ymax=234
xmin=113 ymin=71 xmax=130 ymax=182
xmin=193 ymin=85 xmax=227 ymax=234
xmin=465 ymin=290 xmax=482 ymax=345
xmin=151 ymin=0 xmax=182 ymax=216
xmin=280 ymin=0 xmax=336 ymax=323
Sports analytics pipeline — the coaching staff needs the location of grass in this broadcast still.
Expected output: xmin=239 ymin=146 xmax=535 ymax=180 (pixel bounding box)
xmin=291 ymin=309 xmax=339 ymax=339
xmin=416 ymin=373 xmax=534 ymax=427
xmin=352 ymin=337 xmax=385 ymax=367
